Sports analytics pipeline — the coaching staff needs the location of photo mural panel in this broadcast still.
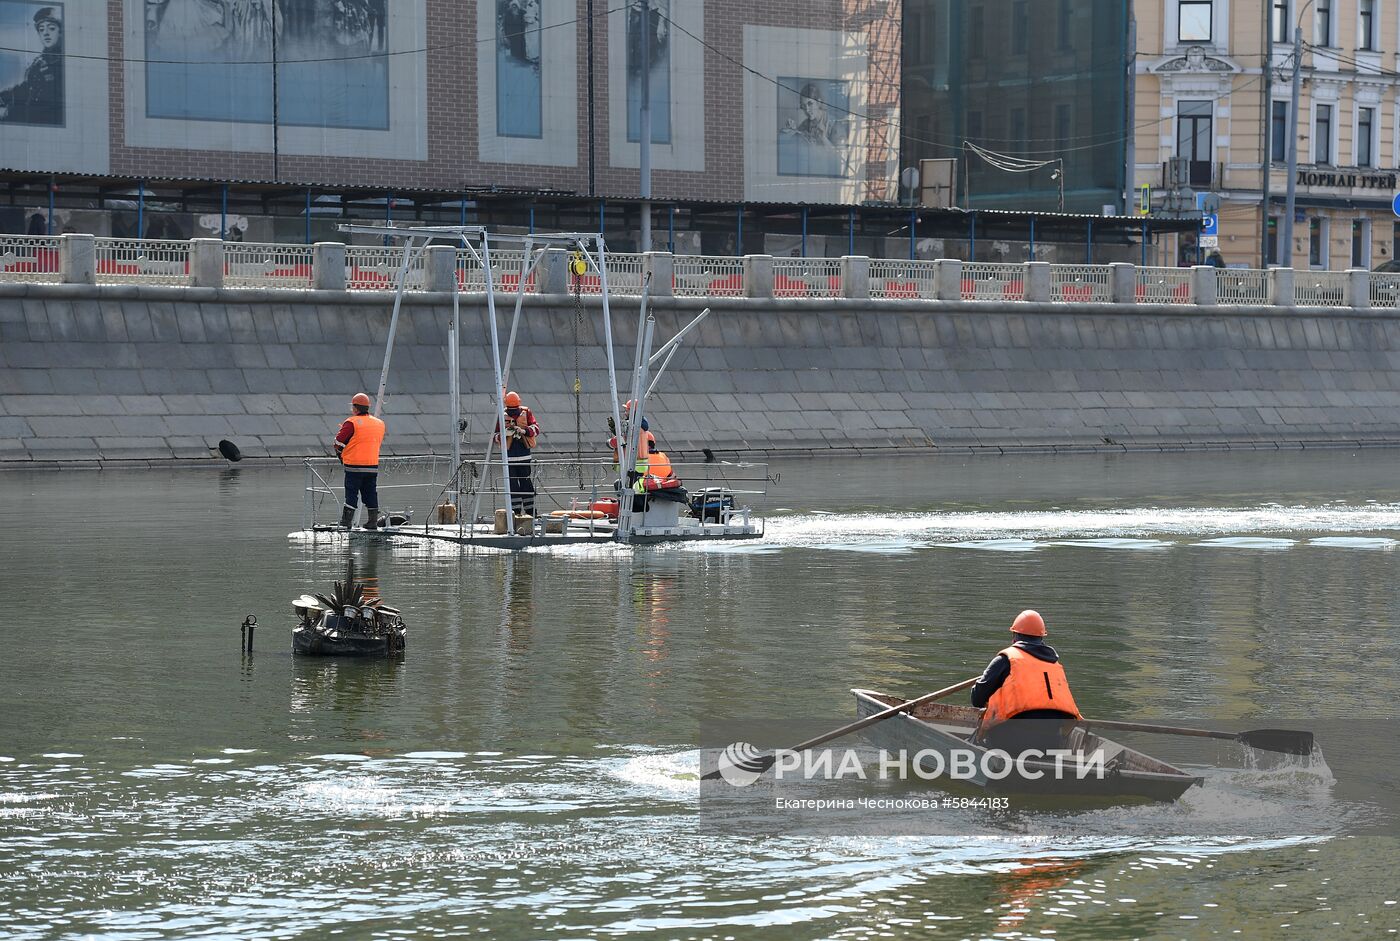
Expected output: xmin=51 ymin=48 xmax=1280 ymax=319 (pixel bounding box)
xmin=143 ymin=0 xmax=389 ymax=129
xmin=0 ymin=0 xmax=106 ymax=173
xmin=625 ymin=0 xmax=668 ymax=144
xmin=742 ymin=25 xmax=866 ymax=202
xmin=776 ymin=76 xmax=850 ymax=178
xmin=606 ymin=0 xmax=700 ymax=174
xmin=495 ymin=0 xmax=542 ymax=138
xmin=0 ymin=1 xmax=62 ymax=126
xmin=476 ymin=0 xmax=576 ymax=167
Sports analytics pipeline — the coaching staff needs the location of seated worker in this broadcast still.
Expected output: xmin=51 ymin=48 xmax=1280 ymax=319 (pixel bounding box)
xmin=607 ymin=400 xmax=657 ymax=469
xmin=971 ymin=610 xmax=1082 ymax=755
xmin=493 ymin=391 xmax=539 ymax=515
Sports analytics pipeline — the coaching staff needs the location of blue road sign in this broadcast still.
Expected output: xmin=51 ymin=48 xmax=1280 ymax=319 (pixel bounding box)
xmin=1392 ymin=192 xmax=1400 ymax=217
xmin=1201 ymin=212 xmax=1219 ymax=236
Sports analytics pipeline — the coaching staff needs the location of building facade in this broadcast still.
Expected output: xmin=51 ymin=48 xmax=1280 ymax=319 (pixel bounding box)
xmin=0 ymin=0 xmax=901 ymax=248
xmin=1135 ymin=0 xmax=1400 ymax=269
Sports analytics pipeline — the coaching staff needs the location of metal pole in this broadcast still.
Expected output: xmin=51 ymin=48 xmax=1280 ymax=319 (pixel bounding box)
xmin=1283 ymin=24 xmax=1303 ymax=268
xmin=373 ymin=237 xmax=427 ymax=418
xmin=47 ymin=179 xmax=53 ymax=235
xmin=668 ymin=205 xmax=675 ymax=253
xmin=736 ymin=207 xmax=743 ymax=255
xmin=1029 ymin=216 xmax=1036 ymax=261
xmin=909 ymin=209 xmax=916 ymax=260
xmin=482 ymin=234 xmax=515 ymax=517
xmin=586 ymin=0 xmax=596 ymax=197
xmin=1124 ymin=15 xmax=1136 ymax=215
xmin=848 ymin=206 xmax=855 ymax=255
xmin=220 ymin=184 xmax=228 ymax=240
xmin=1086 ymin=219 xmax=1093 ymax=264
xmin=1260 ymin=0 xmax=1272 ymax=267
xmin=305 ymin=189 xmax=311 ymax=245
xmin=449 ymin=313 xmax=460 ymax=505
xmin=801 ymin=207 xmax=808 ymax=257
xmin=138 ymin=180 xmax=144 ymax=238
xmin=639 ymin=0 xmax=652 ymax=251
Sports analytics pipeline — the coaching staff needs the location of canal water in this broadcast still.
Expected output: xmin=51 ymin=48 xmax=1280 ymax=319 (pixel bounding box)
xmin=2 ymin=451 xmax=1398 ymax=939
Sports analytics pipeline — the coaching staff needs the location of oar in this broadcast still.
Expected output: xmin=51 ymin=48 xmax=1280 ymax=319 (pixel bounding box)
xmin=1081 ymin=718 xmax=1314 ymax=756
xmin=701 ymin=677 xmax=979 ymax=781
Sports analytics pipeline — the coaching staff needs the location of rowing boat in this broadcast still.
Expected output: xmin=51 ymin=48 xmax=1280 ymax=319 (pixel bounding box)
xmin=852 ymin=688 xmax=1202 ymax=802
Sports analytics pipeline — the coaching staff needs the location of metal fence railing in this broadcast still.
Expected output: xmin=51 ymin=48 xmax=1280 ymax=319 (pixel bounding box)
xmin=94 ymin=238 xmax=190 ymax=286
xmin=869 ymin=259 xmax=937 ymax=299
xmin=224 ymin=242 xmax=314 ymax=290
xmin=1294 ymin=271 xmax=1349 ymax=307
xmin=1371 ymin=273 xmax=1400 ymax=308
xmin=0 ymin=234 xmax=62 ymax=283
xmin=773 ymin=258 xmax=841 ymax=297
xmin=961 ymin=262 xmax=1025 ymax=301
xmin=345 ymin=245 xmax=426 ymax=291
xmin=1135 ymin=266 xmax=1193 ymax=304
xmin=674 ymin=255 xmax=744 ymax=296
xmin=6 ymin=237 xmax=1398 ymax=311
xmin=1049 ymin=264 xmax=1112 ymax=303
xmin=1216 ymin=268 xmax=1269 ymax=305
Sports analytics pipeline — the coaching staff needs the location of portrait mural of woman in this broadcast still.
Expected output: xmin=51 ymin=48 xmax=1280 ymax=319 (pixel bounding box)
xmin=0 ymin=1 xmax=64 ymax=127
xmin=776 ymin=76 xmax=850 ymax=178
xmin=496 ymin=0 xmax=542 ymax=138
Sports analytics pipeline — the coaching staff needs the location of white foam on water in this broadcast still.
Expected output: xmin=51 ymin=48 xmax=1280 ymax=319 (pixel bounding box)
xmin=40 ymin=753 xmax=82 ymax=759
xmin=939 ymin=538 xmax=1041 ymax=552
xmin=604 ymin=750 xmax=702 ymax=799
xmin=401 ymin=751 xmax=470 ymax=760
xmin=1308 ymin=536 xmax=1399 ymax=550
xmin=220 ymin=748 xmax=257 ymax=754
xmin=1048 ymin=538 xmax=1173 ymax=551
xmin=1194 ymin=537 xmax=1297 ymax=550
xmin=762 ymin=503 xmax=1400 ymax=549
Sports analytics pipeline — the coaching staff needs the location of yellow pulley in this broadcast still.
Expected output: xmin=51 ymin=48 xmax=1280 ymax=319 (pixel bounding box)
xmin=569 ymin=252 xmax=588 ymax=277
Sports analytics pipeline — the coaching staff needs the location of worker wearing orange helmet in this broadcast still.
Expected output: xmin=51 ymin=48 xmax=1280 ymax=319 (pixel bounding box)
xmin=970 ymin=610 xmax=1082 ymax=753
xmin=333 ymin=392 xmax=387 ymax=529
xmin=493 ymin=390 xmax=540 ymax=515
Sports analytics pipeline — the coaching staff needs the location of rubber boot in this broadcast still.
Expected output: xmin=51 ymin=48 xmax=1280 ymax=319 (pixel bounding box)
xmin=362 ymin=507 xmax=380 ymax=531
xmin=339 ymin=506 xmax=355 ymax=529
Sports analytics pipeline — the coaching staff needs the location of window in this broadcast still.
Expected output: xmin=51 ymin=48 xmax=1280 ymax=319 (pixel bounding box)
xmin=1315 ymin=104 xmax=1332 ymax=164
xmin=1353 ymin=220 xmax=1371 ymax=267
xmin=971 ymin=5 xmax=984 ymax=58
xmin=1179 ymin=1 xmax=1213 ymax=42
xmin=1310 ymin=217 xmax=1327 ymax=267
xmin=1267 ymin=216 xmax=1280 ymax=266
xmin=1012 ymin=0 xmax=1028 ymax=54
xmin=1057 ymin=0 xmax=1071 ymax=49
xmin=1271 ymin=100 xmax=1289 ymax=163
xmin=1360 ymin=0 xmax=1375 ymax=50
xmin=1177 ymin=100 xmax=1213 ymax=186
xmin=1273 ymin=0 xmax=1290 ymax=42
xmin=1358 ymin=107 xmax=1375 ymax=167
xmin=1316 ymin=0 xmax=1331 ymax=46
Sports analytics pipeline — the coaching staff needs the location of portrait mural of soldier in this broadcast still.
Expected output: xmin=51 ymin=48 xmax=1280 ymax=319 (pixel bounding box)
xmin=143 ymin=0 xmax=388 ymax=129
xmin=625 ymin=0 xmax=669 ymax=144
xmin=496 ymin=0 xmax=542 ymax=138
xmin=776 ymin=76 xmax=851 ymax=178
xmin=0 ymin=2 xmax=64 ymax=127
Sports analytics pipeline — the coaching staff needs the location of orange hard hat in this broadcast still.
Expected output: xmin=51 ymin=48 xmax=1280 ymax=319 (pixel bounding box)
xmin=350 ymin=392 xmax=371 ymax=407
xmin=504 ymin=391 xmax=522 ymax=408
xmin=1010 ymin=610 xmax=1047 ymax=637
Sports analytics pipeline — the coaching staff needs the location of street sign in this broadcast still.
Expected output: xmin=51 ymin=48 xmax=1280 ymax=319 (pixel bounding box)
xmin=1392 ymin=192 xmax=1400 ymax=217
xmin=1200 ymin=235 xmax=1219 ymax=248
xmin=1201 ymin=213 xmax=1218 ymax=236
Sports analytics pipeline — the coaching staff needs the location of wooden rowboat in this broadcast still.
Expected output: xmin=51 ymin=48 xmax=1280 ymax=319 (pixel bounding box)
xmin=852 ymin=688 xmax=1202 ymax=802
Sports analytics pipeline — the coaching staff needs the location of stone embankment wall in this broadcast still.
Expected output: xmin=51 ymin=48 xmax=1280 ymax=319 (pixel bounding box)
xmin=3 ymin=283 xmax=1400 ymax=467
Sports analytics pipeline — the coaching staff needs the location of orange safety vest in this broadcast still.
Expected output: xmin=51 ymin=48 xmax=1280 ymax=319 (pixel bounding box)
xmin=339 ymin=413 xmax=385 ymax=470
xmin=610 ymin=430 xmax=655 ymax=464
xmin=976 ymin=646 xmax=1081 ymax=737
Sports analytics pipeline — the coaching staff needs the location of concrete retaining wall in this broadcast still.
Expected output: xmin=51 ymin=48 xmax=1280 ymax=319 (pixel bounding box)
xmin=4 ymin=282 xmax=1400 ymax=467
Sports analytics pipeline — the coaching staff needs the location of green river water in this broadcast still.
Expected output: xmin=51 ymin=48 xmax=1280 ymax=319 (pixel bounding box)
xmin=2 ymin=451 xmax=1398 ymax=940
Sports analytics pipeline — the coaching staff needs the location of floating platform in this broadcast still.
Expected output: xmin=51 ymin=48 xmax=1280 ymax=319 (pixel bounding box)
xmin=298 ymin=518 xmax=762 ymax=549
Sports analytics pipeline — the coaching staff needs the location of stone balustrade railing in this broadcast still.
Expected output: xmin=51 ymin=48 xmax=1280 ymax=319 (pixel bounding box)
xmin=1 ymin=233 xmax=1395 ymax=309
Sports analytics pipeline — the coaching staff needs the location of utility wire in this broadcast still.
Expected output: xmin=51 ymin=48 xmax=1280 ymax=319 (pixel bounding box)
xmin=0 ymin=3 xmax=628 ymax=66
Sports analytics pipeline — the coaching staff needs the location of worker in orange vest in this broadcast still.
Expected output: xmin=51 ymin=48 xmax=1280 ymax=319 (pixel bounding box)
xmin=493 ymin=390 xmax=539 ymax=515
xmin=334 ymin=392 xmax=386 ymax=529
xmin=971 ymin=610 xmax=1082 ymax=754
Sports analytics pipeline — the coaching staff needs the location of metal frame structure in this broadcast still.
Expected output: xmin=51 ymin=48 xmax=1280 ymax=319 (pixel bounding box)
xmin=314 ymin=223 xmax=761 ymax=548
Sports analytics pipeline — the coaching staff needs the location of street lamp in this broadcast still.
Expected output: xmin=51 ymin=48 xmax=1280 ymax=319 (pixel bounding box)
xmin=1282 ymin=0 xmax=1316 ymax=268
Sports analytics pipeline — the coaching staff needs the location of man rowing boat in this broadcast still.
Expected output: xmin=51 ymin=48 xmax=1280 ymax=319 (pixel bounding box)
xmin=970 ymin=610 xmax=1082 ymax=754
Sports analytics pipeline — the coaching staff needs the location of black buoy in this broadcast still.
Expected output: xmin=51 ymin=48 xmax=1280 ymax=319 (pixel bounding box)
xmin=241 ymin=614 xmax=257 ymax=653
xmin=702 ymin=447 xmax=716 ymax=463
xmin=218 ymin=439 xmax=243 ymax=462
